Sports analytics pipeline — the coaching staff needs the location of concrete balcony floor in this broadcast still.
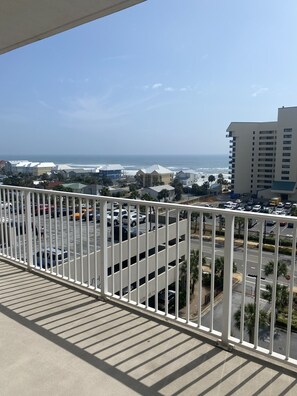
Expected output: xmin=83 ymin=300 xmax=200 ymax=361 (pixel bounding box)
xmin=1 ymin=261 xmax=297 ymax=396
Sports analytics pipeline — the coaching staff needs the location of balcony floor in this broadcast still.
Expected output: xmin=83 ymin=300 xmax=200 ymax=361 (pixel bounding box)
xmin=1 ymin=261 xmax=297 ymax=396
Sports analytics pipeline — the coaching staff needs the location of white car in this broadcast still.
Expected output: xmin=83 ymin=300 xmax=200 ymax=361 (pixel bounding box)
xmin=107 ymin=209 xmax=129 ymax=225
xmin=122 ymin=213 xmax=146 ymax=227
xmin=252 ymin=204 xmax=261 ymax=212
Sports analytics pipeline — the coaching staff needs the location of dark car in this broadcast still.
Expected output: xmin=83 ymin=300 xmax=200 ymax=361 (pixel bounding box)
xmin=51 ymin=207 xmax=73 ymax=218
xmin=82 ymin=210 xmax=100 ymax=222
xmin=158 ymin=290 xmax=176 ymax=312
xmin=34 ymin=248 xmax=68 ymax=269
xmin=266 ymin=220 xmax=276 ymax=226
xmin=112 ymin=225 xmax=140 ymax=242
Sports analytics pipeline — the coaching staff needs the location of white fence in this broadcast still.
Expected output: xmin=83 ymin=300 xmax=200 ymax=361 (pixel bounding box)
xmin=0 ymin=185 xmax=297 ymax=366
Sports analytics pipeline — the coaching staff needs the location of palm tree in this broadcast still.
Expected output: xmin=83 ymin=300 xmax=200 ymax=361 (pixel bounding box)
xmin=234 ymin=303 xmax=269 ymax=344
xmin=262 ymin=260 xmax=289 ymax=318
xmin=217 ymin=173 xmax=225 ymax=185
xmin=262 ymin=284 xmax=289 ymax=313
xmin=213 ymin=256 xmax=237 ymax=289
xmin=180 ymin=249 xmax=205 ymax=295
xmin=263 ymin=260 xmax=288 ymax=279
xmin=191 ymin=212 xmax=200 ymax=233
xmin=235 ymin=216 xmax=244 ymax=238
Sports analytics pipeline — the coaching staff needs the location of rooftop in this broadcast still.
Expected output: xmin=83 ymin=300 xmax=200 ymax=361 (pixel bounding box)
xmin=139 ymin=164 xmax=173 ymax=174
xmin=1 ymin=260 xmax=297 ymax=395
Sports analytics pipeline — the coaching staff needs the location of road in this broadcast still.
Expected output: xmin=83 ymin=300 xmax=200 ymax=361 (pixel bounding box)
xmin=201 ymin=289 xmax=297 ymax=360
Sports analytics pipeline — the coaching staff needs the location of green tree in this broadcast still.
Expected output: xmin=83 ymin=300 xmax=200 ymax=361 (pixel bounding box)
xmin=191 ymin=212 xmax=200 ymax=233
xmin=157 ymin=189 xmax=169 ymax=202
xmin=53 ymin=185 xmax=73 ymax=192
xmin=217 ymin=173 xmax=225 ymax=185
xmin=262 ymin=260 xmax=289 ymax=316
xmin=234 ymin=303 xmax=269 ymax=344
xmin=208 ymin=175 xmax=215 ymax=184
xmin=262 ymin=284 xmax=289 ymax=312
xmin=171 ymin=178 xmax=184 ymax=201
xmin=129 ymin=190 xmax=140 ymax=199
xmin=263 ymin=260 xmax=288 ymax=279
xmin=100 ymin=187 xmax=110 ymax=196
xmin=180 ymin=250 xmax=206 ymax=294
xmin=213 ymin=256 xmax=237 ymax=289
xmin=235 ymin=217 xmax=245 ymax=238
xmin=141 ymin=193 xmax=155 ymax=201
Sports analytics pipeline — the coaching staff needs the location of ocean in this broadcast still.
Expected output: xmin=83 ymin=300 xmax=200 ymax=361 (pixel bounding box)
xmin=1 ymin=154 xmax=228 ymax=176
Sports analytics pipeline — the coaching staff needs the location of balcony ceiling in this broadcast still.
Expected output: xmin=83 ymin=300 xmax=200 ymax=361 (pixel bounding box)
xmin=0 ymin=0 xmax=144 ymax=55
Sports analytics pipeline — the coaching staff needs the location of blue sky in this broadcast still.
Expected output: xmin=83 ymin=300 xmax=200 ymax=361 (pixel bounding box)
xmin=1 ymin=0 xmax=297 ymax=156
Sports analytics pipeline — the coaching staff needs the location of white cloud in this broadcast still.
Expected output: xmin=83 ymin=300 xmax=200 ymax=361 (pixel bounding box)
xmin=164 ymin=87 xmax=174 ymax=92
xmin=59 ymin=95 xmax=127 ymax=129
xmin=251 ymin=86 xmax=268 ymax=97
xmin=38 ymin=100 xmax=53 ymax=110
xmin=152 ymin=83 xmax=163 ymax=89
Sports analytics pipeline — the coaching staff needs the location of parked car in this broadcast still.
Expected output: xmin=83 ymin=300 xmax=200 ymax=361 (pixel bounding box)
xmin=122 ymin=213 xmax=146 ymax=227
xmin=107 ymin=209 xmax=129 ymax=225
xmin=112 ymin=225 xmax=141 ymax=242
xmin=252 ymin=204 xmax=261 ymax=212
xmin=70 ymin=207 xmax=89 ymax=220
xmin=82 ymin=210 xmax=100 ymax=222
xmin=34 ymin=204 xmax=51 ymax=216
xmin=266 ymin=220 xmax=276 ymax=226
xmin=51 ymin=207 xmax=73 ymax=218
xmin=158 ymin=290 xmax=176 ymax=312
xmin=34 ymin=248 xmax=68 ymax=269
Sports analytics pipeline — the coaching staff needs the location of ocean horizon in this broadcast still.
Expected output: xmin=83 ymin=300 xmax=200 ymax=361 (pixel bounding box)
xmin=0 ymin=154 xmax=229 ymax=175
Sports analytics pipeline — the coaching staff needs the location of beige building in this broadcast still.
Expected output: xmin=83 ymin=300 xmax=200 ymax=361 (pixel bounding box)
xmin=227 ymin=106 xmax=297 ymax=200
xmin=136 ymin=164 xmax=174 ymax=187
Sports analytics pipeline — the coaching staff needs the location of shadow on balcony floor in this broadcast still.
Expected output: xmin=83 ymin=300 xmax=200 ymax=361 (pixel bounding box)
xmin=1 ymin=260 xmax=297 ymax=396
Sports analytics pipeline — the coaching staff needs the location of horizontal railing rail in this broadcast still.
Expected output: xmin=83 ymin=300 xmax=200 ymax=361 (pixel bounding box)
xmin=1 ymin=185 xmax=297 ymax=366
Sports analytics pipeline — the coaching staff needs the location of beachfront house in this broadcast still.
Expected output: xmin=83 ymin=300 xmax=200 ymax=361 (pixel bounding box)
xmin=4 ymin=160 xmax=56 ymax=176
xmin=175 ymin=169 xmax=198 ymax=186
xmin=143 ymin=185 xmax=175 ymax=201
xmin=99 ymin=164 xmax=123 ymax=180
xmin=136 ymin=164 xmax=174 ymax=187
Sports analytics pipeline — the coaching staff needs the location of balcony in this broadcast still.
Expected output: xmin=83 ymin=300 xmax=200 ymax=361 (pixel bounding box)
xmin=1 ymin=185 xmax=297 ymax=392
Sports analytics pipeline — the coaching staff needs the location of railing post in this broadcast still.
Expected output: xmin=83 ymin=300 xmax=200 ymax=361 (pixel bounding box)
xmin=220 ymin=213 xmax=234 ymax=349
xmin=100 ymin=200 xmax=108 ymax=297
xmin=25 ymin=190 xmax=33 ymax=270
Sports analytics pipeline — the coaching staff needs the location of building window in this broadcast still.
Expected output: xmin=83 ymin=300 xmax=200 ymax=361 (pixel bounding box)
xmin=283 ymin=140 xmax=291 ymax=144
xmin=284 ymin=128 xmax=292 ymax=132
xmin=284 ymin=134 xmax=292 ymax=138
xmin=282 ymin=171 xmax=290 ymax=174
xmin=283 ymin=146 xmax=291 ymax=150
xmin=282 ymin=165 xmax=290 ymax=169
xmin=283 ymin=153 xmax=291 ymax=156
xmin=281 ymin=177 xmax=290 ymax=180
xmin=282 ymin=159 xmax=290 ymax=162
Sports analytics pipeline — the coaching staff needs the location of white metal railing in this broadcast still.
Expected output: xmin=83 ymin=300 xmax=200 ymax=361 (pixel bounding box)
xmin=0 ymin=185 xmax=297 ymax=366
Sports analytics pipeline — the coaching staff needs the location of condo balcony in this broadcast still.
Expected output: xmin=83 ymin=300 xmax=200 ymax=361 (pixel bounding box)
xmin=1 ymin=185 xmax=297 ymax=394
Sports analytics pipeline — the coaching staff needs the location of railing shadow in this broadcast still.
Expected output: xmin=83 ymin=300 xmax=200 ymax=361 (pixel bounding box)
xmin=1 ymin=261 xmax=297 ymax=395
